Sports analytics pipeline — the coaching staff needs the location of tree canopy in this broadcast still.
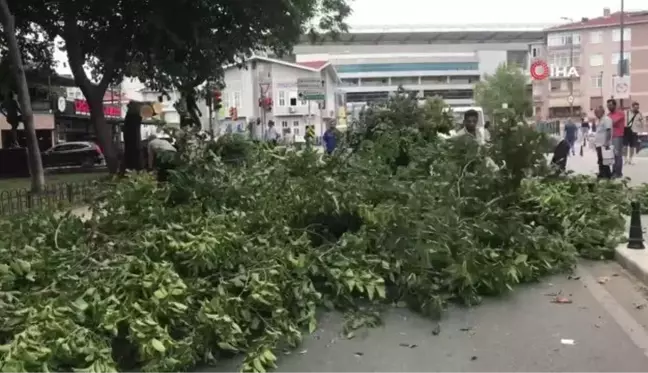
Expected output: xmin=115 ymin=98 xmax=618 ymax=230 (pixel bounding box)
xmin=6 ymin=0 xmax=351 ymax=171
xmin=474 ymin=63 xmax=532 ymax=120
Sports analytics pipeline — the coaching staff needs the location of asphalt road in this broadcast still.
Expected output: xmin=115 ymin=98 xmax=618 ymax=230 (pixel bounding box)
xmin=207 ymin=261 xmax=648 ymax=372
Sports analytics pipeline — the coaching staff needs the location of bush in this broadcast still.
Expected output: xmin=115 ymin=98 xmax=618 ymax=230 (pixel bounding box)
xmin=0 ymin=95 xmax=633 ymax=372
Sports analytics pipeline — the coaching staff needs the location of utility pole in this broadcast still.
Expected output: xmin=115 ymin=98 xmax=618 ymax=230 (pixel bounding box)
xmin=619 ymin=0 xmax=626 ymax=109
xmin=560 ymin=17 xmax=576 ymax=118
xmin=568 ymin=34 xmax=574 ymax=117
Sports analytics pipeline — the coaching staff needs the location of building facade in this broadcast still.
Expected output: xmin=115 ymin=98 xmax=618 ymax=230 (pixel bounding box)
xmin=293 ymin=24 xmax=550 ymax=107
xmin=531 ymin=8 xmax=648 ymax=120
xmin=219 ymin=56 xmax=343 ymax=140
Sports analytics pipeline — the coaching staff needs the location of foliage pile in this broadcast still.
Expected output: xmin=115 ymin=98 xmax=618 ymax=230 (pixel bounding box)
xmin=0 ymin=96 xmax=631 ymax=372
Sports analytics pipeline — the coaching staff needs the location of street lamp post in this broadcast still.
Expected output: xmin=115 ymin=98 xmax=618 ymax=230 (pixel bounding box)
xmin=619 ymin=0 xmax=626 ymax=109
xmin=561 ymin=17 xmax=575 ymax=118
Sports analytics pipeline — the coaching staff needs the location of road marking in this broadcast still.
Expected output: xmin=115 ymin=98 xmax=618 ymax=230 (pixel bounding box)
xmin=578 ymin=266 xmax=648 ymax=358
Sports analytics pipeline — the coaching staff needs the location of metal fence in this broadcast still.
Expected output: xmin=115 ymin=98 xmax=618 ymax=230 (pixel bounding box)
xmin=534 ymin=120 xmax=562 ymax=136
xmin=0 ymin=180 xmax=97 ymax=216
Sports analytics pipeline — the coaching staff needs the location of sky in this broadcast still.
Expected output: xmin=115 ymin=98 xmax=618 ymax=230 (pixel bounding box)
xmin=348 ymin=0 xmax=647 ymax=26
xmin=54 ymin=0 xmax=647 ymax=76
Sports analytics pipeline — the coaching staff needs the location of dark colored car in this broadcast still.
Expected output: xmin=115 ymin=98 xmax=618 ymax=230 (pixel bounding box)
xmin=42 ymin=141 xmax=105 ymax=169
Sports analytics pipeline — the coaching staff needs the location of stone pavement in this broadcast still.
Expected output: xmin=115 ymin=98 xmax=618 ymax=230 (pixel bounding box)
xmin=566 ymin=143 xmax=648 ymax=186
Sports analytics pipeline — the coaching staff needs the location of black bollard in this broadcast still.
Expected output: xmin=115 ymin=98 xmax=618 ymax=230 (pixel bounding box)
xmin=627 ymin=201 xmax=645 ymax=249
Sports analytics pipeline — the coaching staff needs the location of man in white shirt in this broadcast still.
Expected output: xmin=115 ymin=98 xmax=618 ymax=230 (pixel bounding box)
xmin=455 ymin=109 xmax=486 ymax=145
xmin=147 ymin=134 xmax=177 ymax=182
xmin=593 ymin=106 xmax=612 ymax=179
xmin=625 ymin=101 xmax=645 ymax=164
xmin=265 ymin=120 xmax=279 ymax=145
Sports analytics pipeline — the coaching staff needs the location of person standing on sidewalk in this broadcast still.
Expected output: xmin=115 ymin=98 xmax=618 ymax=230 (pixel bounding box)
xmin=625 ymin=101 xmax=644 ymax=165
xmin=593 ymin=106 xmax=613 ymax=179
xmin=580 ymin=116 xmax=590 ymax=150
xmin=564 ymin=118 xmax=578 ymax=156
xmin=607 ymin=99 xmax=625 ymax=178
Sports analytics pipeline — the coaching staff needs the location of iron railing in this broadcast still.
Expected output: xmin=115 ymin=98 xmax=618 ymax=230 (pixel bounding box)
xmin=0 ymin=180 xmax=97 ymax=216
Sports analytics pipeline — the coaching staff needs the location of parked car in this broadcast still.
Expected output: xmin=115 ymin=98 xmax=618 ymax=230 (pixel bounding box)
xmin=42 ymin=141 xmax=105 ymax=169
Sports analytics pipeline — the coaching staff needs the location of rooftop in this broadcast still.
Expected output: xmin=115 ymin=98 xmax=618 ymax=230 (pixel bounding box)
xmin=300 ymin=23 xmax=553 ymax=45
xmin=547 ymin=10 xmax=648 ymax=32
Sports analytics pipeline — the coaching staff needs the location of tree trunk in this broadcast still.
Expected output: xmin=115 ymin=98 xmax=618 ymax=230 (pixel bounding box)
xmin=87 ymin=95 xmax=119 ymax=173
xmin=122 ymin=101 xmax=142 ymax=171
xmin=9 ymin=125 xmax=18 ymax=147
xmin=0 ymin=0 xmax=44 ymax=192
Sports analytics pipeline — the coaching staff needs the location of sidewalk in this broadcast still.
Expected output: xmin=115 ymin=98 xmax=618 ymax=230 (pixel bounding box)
xmin=567 ymin=146 xmax=648 ymax=284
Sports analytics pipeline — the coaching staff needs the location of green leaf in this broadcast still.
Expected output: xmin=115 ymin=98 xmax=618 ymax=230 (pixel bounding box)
xmin=375 ymin=284 xmax=386 ymax=299
xmin=218 ymin=342 xmax=237 ymax=351
xmin=150 ymin=338 xmax=166 ymax=353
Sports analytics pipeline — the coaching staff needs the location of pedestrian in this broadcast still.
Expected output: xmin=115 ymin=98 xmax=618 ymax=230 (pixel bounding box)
xmin=607 ymin=98 xmax=625 ymax=177
xmin=265 ymin=120 xmax=279 ymax=145
xmin=580 ymin=116 xmax=590 ymax=148
xmin=564 ymin=118 xmax=578 ymax=156
xmin=550 ymin=135 xmax=570 ymax=173
xmin=456 ymin=109 xmax=485 ymax=144
xmin=625 ymin=101 xmax=644 ymax=165
xmin=322 ymin=122 xmax=338 ymax=154
xmin=593 ymin=106 xmax=613 ymax=179
xmin=147 ymin=133 xmax=177 ymax=182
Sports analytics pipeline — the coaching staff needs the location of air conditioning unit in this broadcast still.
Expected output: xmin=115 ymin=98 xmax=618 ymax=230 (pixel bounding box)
xmin=289 ymin=107 xmax=296 ymax=113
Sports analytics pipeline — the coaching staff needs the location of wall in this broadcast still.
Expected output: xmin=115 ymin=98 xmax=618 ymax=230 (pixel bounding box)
xmin=630 ymin=23 xmax=648 ymax=109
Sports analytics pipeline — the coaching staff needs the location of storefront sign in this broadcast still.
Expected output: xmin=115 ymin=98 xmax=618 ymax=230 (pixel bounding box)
xmin=74 ymin=99 xmax=121 ymax=118
xmin=530 ymin=60 xmax=579 ymax=80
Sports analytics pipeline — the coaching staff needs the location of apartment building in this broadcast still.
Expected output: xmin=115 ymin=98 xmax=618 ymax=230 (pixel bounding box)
xmin=219 ymin=55 xmax=343 ymax=140
xmin=532 ymin=8 xmax=648 ymax=119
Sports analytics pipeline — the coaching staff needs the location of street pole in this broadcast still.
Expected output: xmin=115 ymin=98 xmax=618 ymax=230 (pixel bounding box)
xmin=620 ymin=0 xmax=625 ymax=109
xmin=568 ymin=34 xmax=574 ymax=118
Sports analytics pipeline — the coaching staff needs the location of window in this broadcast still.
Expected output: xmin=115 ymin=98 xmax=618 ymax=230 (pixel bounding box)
xmin=293 ymin=120 xmax=299 ymax=127
xmin=278 ymin=91 xmax=286 ymax=106
xmin=547 ymin=32 xmax=580 ymax=47
xmin=300 ymin=96 xmax=307 ymax=106
xmin=611 ymin=52 xmax=631 ymax=64
xmin=289 ymin=92 xmax=298 ymax=106
xmin=550 ymin=80 xmax=562 ymax=91
xmin=281 ymin=120 xmax=288 ymax=128
xmin=549 ymin=52 xmax=580 ymax=67
xmin=531 ymin=46 xmax=541 ymax=58
xmin=222 ymin=93 xmax=231 ymax=110
xmin=612 ymin=28 xmax=631 ymax=41
xmin=294 ymin=128 xmax=300 ymax=135
xmin=233 ymin=92 xmax=241 ymax=109
xmin=590 ymin=30 xmax=603 ymax=43
xmin=591 ymin=74 xmax=603 ymax=89
xmin=589 ymin=54 xmax=603 ymax=67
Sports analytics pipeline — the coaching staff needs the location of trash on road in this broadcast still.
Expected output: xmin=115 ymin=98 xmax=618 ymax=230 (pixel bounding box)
xmin=552 ymin=296 xmax=573 ymax=304
xmin=471 ymin=355 xmax=478 ymax=361
xmin=354 ymin=352 xmax=364 ymax=357
xmin=560 ymin=339 xmax=575 ymax=345
xmin=398 ymin=343 xmax=418 ymax=348
xmin=432 ymin=324 xmax=441 ymax=335
xmin=597 ymin=276 xmax=610 ymax=284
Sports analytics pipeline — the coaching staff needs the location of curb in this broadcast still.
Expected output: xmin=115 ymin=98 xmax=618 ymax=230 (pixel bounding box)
xmin=615 ymin=245 xmax=648 ymax=285
xmin=614 ymin=214 xmax=648 ymax=285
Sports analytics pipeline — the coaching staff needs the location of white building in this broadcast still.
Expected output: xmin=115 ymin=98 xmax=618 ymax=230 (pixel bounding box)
xmin=219 ymin=55 xmax=343 ymax=141
xmin=293 ymin=24 xmax=554 ymax=107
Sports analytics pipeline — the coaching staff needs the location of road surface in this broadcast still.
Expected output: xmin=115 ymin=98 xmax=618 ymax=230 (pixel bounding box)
xmin=208 ymin=261 xmax=648 ymax=372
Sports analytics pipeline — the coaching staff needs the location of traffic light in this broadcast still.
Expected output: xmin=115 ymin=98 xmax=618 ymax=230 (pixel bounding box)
xmin=213 ymin=91 xmax=222 ymax=110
